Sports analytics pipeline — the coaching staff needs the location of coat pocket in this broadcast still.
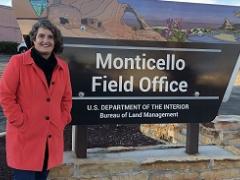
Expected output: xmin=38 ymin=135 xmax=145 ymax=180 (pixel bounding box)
xmin=19 ymin=109 xmax=30 ymax=132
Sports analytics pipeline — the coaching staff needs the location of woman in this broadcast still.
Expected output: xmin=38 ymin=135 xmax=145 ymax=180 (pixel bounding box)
xmin=0 ymin=19 xmax=72 ymax=179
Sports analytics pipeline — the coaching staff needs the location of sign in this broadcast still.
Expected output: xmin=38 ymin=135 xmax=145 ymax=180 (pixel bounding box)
xmin=12 ymin=0 xmax=240 ymax=124
xmin=65 ymin=38 xmax=240 ymax=124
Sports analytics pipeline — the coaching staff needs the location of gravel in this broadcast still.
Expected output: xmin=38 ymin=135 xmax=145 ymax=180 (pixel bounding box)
xmin=87 ymin=124 xmax=160 ymax=148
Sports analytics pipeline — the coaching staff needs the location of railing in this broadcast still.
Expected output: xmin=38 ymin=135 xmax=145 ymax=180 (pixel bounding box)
xmin=0 ymin=58 xmax=8 ymax=138
xmin=0 ymin=132 xmax=6 ymax=137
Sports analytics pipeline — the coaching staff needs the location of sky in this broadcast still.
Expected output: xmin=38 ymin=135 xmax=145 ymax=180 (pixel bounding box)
xmin=0 ymin=0 xmax=240 ymax=7
xmin=163 ymin=0 xmax=240 ymax=6
xmin=0 ymin=0 xmax=11 ymax=6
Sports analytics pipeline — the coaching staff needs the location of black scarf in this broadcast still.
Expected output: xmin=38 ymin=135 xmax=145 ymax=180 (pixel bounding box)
xmin=31 ymin=48 xmax=57 ymax=86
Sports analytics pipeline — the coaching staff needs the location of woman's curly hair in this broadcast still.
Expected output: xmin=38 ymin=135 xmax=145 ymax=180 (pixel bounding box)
xmin=29 ymin=19 xmax=63 ymax=53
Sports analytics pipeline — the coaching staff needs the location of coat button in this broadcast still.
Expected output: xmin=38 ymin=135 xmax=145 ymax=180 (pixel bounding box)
xmin=46 ymin=98 xmax=51 ymax=102
xmin=45 ymin=116 xmax=50 ymax=120
xmin=51 ymin=81 xmax=55 ymax=85
xmin=48 ymin=135 xmax=52 ymax=138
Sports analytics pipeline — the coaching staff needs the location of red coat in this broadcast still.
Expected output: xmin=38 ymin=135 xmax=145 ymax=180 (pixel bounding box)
xmin=0 ymin=50 xmax=72 ymax=171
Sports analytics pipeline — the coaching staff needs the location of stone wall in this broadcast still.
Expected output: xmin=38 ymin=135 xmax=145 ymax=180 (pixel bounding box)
xmin=48 ymin=146 xmax=240 ymax=180
xmin=140 ymin=116 xmax=240 ymax=147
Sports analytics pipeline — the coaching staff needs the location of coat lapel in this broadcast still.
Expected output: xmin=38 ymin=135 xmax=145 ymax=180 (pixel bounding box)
xmin=23 ymin=49 xmax=63 ymax=94
xmin=23 ymin=50 xmax=49 ymax=90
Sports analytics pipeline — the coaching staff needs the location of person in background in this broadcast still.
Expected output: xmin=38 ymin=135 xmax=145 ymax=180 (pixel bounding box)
xmin=0 ymin=19 xmax=72 ymax=180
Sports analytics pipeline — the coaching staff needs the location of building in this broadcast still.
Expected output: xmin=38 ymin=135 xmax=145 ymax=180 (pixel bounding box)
xmin=0 ymin=5 xmax=22 ymax=43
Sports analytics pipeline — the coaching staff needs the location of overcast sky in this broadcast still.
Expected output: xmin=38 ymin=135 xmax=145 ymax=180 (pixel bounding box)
xmin=0 ymin=0 xmax=240 ymax=6
xmin=0 ymin=0 xmax=11 ymax=6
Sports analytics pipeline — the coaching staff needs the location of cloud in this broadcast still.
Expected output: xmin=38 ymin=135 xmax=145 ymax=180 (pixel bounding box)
xmin=163 ymin=0 xmax=216 ymax=4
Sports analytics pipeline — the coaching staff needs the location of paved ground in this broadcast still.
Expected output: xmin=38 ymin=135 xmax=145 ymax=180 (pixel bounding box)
xmin=219 ymin=86 xmax=240 ymax=116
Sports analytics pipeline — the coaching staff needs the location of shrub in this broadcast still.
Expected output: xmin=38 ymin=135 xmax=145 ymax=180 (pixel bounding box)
xmin=0 ymin=41 xmax=18 ymax=55
xmin=162 ymin=18 xmax=188 ymax=42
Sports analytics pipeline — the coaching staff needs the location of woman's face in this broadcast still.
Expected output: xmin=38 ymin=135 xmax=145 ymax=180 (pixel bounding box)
xmin=33 ymin=27 xmax=55 ymax=59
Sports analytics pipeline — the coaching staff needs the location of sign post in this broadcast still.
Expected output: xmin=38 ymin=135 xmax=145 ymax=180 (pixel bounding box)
xmin=75 ymin=125 xmax=87 ymax=158
xmin=186 ymin=123 xmax=199 ymax=154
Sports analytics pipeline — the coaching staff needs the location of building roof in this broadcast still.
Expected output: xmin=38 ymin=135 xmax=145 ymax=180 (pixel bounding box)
xmin=12 ymin=0 xmax=37 ymax=19
xmin=0 ymin=5 xmax=22 ymax=42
